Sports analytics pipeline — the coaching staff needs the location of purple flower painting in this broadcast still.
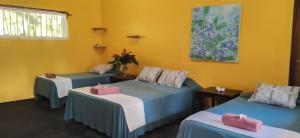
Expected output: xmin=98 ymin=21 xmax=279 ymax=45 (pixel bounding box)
xmin=191 ymin=4 xmax=241 ymax=62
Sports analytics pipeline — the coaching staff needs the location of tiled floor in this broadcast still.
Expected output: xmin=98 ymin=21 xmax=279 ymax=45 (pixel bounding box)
xmin=0 ymin=99 xmax=182 ymax=138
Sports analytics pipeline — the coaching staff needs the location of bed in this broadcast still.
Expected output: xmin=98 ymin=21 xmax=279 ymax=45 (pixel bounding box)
xmin=34 ymin=72 xmax=113 ymax=108
xmin=64 ymin=78 xmax=201 ymax=138
xmin=176 ymin=93 xmax=300 ymax=138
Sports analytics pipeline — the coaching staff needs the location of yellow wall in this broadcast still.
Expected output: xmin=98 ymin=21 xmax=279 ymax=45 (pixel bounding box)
xmin=101 ymin=0 xmax=294 ymax=92
xmin=0 ymin=0 xmax=103 ymax=103
xmin=0 ymin=0 xmax=295 ymax=102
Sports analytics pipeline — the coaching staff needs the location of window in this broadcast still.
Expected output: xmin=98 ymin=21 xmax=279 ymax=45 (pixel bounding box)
xmin=0 ymin=6 xmax=68 ymax=39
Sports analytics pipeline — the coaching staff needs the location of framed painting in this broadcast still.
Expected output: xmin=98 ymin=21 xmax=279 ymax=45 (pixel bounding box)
xmin=190 ymin=3 xmax=241 ymax=62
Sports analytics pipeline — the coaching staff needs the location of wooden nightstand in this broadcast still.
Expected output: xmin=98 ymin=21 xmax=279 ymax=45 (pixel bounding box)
xmin=198 ymin=87 xmax=242 ymax=109
xmin=111 ymin=74 xmax=137 ymax=83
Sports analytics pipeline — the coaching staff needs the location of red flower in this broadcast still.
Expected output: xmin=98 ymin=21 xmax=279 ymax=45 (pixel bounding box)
xmin=122 ymin=49 xmax=127 ymax=56
xmin=112 ymin=54 xmax=120 ymax=58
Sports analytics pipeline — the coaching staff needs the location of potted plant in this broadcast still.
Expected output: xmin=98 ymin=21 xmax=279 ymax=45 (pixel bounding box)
xmin=108 ymin=49 xmax=138 ymax=75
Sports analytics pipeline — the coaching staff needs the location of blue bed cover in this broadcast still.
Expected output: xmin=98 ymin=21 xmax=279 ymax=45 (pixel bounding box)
xmin=177 ymin=94 xmax=300 ymax=138
xmin=34 ymin=72 xmax=113 ymax=108
xmin=64 ymin=78 xmax=201 ymax=138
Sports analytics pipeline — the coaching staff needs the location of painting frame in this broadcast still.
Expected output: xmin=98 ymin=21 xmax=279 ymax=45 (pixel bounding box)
xmin=190 ymin=3 xmax=242 ymax=63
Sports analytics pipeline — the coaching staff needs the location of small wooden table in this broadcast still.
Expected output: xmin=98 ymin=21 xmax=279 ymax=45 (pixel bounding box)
xmin=198 ymin=87 xmax=242 ymax=109
xmin=111 ymin=74 xmax=137 ymax=83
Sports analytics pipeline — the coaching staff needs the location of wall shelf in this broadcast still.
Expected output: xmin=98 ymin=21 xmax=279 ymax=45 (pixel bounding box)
xmin=127 ymin=35 xmax=140 ymax=38
xmin=92 ymin=27 xmax=107 ymax=31
xmin=94 ymin=44 xmax=106 ymax=49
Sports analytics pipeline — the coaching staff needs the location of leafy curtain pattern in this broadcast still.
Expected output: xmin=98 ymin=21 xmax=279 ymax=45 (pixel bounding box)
xmin=0 ymin=7 xmax=68 ymax=39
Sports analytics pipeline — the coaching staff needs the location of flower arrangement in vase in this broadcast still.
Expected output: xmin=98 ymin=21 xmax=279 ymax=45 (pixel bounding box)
xmin=108 ymin=49 xmax=138 ymax=75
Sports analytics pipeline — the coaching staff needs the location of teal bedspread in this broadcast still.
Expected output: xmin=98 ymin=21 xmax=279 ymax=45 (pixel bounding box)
xmin=34 ymin=72 xmax=113 ymax=108
xmin=64 ymin=78 xmax=202 ymax=138
xmin=177 ymin=94 xmax=300 ymax=138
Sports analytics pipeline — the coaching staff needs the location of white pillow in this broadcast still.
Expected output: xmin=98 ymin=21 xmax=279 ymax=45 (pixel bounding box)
xmin=248 ymin=83 xmax=300 ymax=108
xmin=157 ymin=69 xmax=188 ymax=88
xmin=90 ymin=64 xmax=112 ymax=75
xmin=136 ymin=66 xmax=163 ymax=83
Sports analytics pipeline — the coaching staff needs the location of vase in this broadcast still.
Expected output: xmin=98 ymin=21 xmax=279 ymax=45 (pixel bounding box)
xmin=120 ymin=65 xmax=129 ymax=76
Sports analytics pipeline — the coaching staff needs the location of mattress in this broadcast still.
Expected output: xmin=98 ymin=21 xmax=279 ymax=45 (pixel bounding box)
xmin=34 ymin=72 xmax=113 ymax=108
xmin=177 ymin=94 xmax=300 ymax=138
xmin=64 ymin=78 xmax=202 ymax=138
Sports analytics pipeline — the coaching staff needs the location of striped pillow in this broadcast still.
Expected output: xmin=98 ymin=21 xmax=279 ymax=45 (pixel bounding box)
xmin=248 ymin=83 xmax=300 ymax=108
xmin=90 ymin=64 xmax=112 ymax=75
xmin=157 ymin=69 xmax=188 ymax=88
xmin=136 ymin=66 xmax=163 ymax=83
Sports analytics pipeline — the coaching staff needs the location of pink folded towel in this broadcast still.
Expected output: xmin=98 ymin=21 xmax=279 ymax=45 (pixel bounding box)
xmin=90 ymin=84 xmax=120 ymax=95
xmin=45 ymin=73 xmax=56 ymax=79
xmin=90 ymin=87 xmax=99 ymax=95
xmin=222 ymin=113 xmax=263 ymax=132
